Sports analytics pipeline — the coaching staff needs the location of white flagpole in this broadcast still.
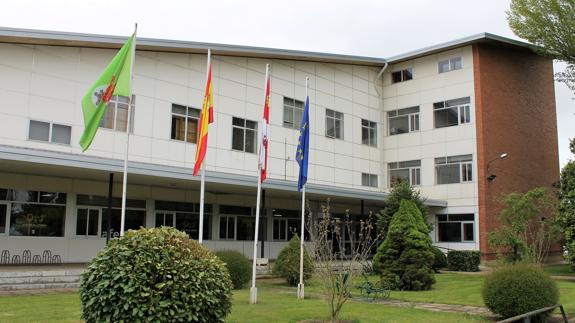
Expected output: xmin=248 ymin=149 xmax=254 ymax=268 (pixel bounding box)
xmin=120 ymin=23 xmax=137 ymax=236
xmin=198 ymin=48 xmax=211 ymax=244
xmin=297 ymin=76 xmax=309 ymax=300
xmin=250 ymin=64 xmax=269 ymax=305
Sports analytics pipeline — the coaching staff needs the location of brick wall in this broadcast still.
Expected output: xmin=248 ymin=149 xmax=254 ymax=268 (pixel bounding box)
xmin=473 ymin=43 xmax=559 ymax=259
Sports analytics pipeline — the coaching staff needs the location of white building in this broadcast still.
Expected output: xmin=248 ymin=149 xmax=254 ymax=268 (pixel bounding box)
xmin=0 ymin=28 xmax=559 ymax=263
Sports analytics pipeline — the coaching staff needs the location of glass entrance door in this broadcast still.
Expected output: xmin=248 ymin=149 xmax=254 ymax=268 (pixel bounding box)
xmin=0 ymin=204 xmax=7 ymax=234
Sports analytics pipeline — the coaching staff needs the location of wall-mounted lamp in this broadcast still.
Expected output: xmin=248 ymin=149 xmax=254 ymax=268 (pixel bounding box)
xmin=487 ymin=153 xmax=508 ymax=181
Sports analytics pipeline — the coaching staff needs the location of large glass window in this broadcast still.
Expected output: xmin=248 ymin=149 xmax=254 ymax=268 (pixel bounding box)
xmin=434 ymin=97 xmax=471 ymax=128
xmin=387 ymin=106 xmax=419 ymax=135
xmin=0 ymin=204 xmax=7 ymax=234
xmin=236 ymin=217 xmax=255 ymax=241
xmin=437 ymin=214 xmax=474 ymax=242
xmin=76 ymin=208 xmax=99 ymax=237
xmin=232 ymin=117 xmax=257 ymax=153
xmin=391 ymin=68 xmax=413 ymax=83
xmin=361 ymin=119 xmax=377 ymax=147
xmin=171 ymin=104 xmax=200 ymax=143
xmin=219 ymin=216 xmax=235 ymax=240
xmin=438 ymin=57 xmax=462 ymax=73
xmin=283 ymin=97 xmax=304 ymax=129
xmin=155 ymin=201 xmax=211 ymax=240
xmin=272 ymin=209 xmax=305 ymax=241
xmin=361 ymin=173 xmax=378 ymax=188
xmin=155 ymin=212 xmax=174 ymax=227
xmin=325 ymin=109 xmax=344 ymax=139
xmin=76 ymin=194 xmax=145 ymax=238
xmin=388 ymin=160 xmax=421 ymax=187
xmin=4 ymin=189 xmax=66 ymax=237
xmin=100 ymin=209 xmax=145 ymax=238
xmin=435 ymin=155 xmax=473 ymax=184
xmin=29 ymin=120 xmax=71 ymax=145
xmin=100 ymin=95 xmax=135 ymax=132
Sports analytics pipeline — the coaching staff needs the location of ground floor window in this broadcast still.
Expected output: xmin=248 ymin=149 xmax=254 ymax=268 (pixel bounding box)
xmin=0 ymin=204 xmax=6 ymax=234
xmin=100 ymin=209 xmax=146 ymax=238
xmin=155 ymin=212 xmax=174 ymax=227
xmin=155 ymin=201 xmax=212 ymax=240
xmin=76 ymin=208 xmax=99 ymax=237
xmin=10 ymin=203 xmax=66 ymax=237
xmin=219 ymin=216 xmax=235 ymax=240
xmin=175 ymin=212 xmax=211 ymax=240
xmin=237 ymin=216 xmax=255 ymax=241
xmin=436 ymin=214 xmax=474 ymax=242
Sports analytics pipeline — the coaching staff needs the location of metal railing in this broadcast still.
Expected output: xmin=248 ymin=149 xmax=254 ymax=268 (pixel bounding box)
xmin=497 ymin=304 xmax=568 ymax=323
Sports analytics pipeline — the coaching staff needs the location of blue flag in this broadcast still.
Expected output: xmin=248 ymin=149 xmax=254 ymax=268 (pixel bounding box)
xmin=296 ymin=97 xmax=310 ymax=191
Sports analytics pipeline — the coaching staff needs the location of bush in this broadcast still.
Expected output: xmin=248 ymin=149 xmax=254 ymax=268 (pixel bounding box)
xmin=215 ymin=250 xmax=251 ymax=289
xmin=272 ymin=234 xmax=314 ymax=286
xmin=432 ymin=247 xmax=448 ymax=272
xmin=80 ymin=227 xmax=232 ymax=323
xmin=373 ymin=200 xmax=435 ymax=290
xmin=447 ymin=250 xmax=481 ymax=272
xmin=483 ymin=264 xmax=559 ymax=320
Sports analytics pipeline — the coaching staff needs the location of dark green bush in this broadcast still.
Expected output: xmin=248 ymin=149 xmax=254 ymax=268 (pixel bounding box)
xmin=447 ymin=250 xmax=481 ymax=272
xmin=80 ymin=227 xmax=232 ymax=323
xmin=215 ymin=250 xmax=251 ymax=289
xmin=482 ymin=264 xmax=559 ymax=320
xmin=432 ymin=247 xmax=448 ymax=272
xmin=373 ymin=200 xmax=435 ymax=290
xmin=272 ymin=234 xmax=314 ymax=286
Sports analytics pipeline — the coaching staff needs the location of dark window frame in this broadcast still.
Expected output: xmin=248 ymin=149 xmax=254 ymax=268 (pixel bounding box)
xmin=436 ymin=214 xmax=475 ymax=242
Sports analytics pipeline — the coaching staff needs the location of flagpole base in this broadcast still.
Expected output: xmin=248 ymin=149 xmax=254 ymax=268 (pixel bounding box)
xmin=250 ymin=287 xmax=258 ymax=304
xmin=297 ymin=283 xmax=305 ymax=299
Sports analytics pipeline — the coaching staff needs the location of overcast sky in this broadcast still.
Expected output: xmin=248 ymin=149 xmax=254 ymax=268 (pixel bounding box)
xmin=1 ymin=0 xmax=573 ymax=166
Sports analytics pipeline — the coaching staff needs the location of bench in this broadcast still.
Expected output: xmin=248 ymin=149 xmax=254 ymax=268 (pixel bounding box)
xmin=356 ymin=273 xmax=390 ymax=300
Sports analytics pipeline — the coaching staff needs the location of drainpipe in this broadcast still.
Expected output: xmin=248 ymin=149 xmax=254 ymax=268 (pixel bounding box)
xmin=373 ymin=60 xmax=388 ymax=97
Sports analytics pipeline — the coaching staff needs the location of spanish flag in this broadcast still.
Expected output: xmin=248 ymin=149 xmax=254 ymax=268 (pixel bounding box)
xmin=193 ymin=61 xmax=214 ymax=176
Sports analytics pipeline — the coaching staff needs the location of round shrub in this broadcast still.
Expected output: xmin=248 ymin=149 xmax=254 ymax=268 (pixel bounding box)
xmin=447 ymin=250 xmax=481 ymax=272
xmin=272 ymin=234 xmax=314 ymax=286
xmin=215 ymin=250 xmax=251 ymax=289
xmin=80 ymin=227 xmax=232 ymax=323
xmin=482 ymin=264 xmax=559 ymax=320
xmin=431 ymin=247 xmax=448 ymax=272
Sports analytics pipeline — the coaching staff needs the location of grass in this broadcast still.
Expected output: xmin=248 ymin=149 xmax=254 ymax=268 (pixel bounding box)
xmin=544 ymin=264 xmax=575 ymax=277
xmin=1 ymin=272 xmax=574 ymax=322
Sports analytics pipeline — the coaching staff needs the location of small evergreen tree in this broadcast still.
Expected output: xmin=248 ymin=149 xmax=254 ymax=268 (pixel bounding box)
xmin=376 ymin=180 xmax=428 ymax=240
xmin=373 ymin=200 xmax=435 ymax=290
xmin=272 ymin=234 xmax=314 ymax=286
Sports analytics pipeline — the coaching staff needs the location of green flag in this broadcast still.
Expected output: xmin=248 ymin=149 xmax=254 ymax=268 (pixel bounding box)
xmin=79 ymin=34 xmax=135 ymax=151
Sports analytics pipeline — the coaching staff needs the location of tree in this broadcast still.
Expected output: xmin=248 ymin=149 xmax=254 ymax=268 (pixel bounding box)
xmin=373 ymin=200 xmax=435 ymax=291
xmin=558 ymin=138 xmax=575 ymax=271
xmin=272 ymin=234 xmax=314 ymax=286
xmin=507 ymin=0 xmax=575 ymax=91
xmin=306 ymin=200 xmax=378 ymax=323
xmin=488 ymin=187 xmax=559 ymax=264
xmin=376 ymin=180 xmax=428 ymax=240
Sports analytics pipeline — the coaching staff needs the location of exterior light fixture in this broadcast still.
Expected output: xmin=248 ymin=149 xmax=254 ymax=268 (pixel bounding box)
xmin=487 ymin=153 xmax=508 ymax=182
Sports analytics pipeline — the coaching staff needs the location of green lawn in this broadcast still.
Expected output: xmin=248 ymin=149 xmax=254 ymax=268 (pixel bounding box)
xmin=1 ymin=272 xmax=574 ymax=322
xmin=544 ymin=264 xmax=575 ymax=277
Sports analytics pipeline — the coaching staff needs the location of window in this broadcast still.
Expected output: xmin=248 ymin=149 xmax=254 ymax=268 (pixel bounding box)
xmin=232 ymin=117 xmax=257 ymax=153
xmin=325 ymin=109 xmax=344 ymax=139
xmin=6 ymin=189 xmax=67 ymax=237
xmin=0 ymin=204 xmax=7 ymax=234
xmin=388 ymin=160 xmax=421 ymax=187
xmin=434 ymin=97 xmax=471 ymax=128
xmin=171 ymin=104 xmax=200 ymax=143
xmin=438 ymin=57 xmax=462 ymax=73
xmin=283 ymin=97 xmax=304 ymax=129
xmin=236 ymin=217 xmax=255 ymax=241
xmin=361 ymin=173 xmax=378 ymax=188
xmin=391 ymin=68 xmax=413 ymax=83
xmin=435 ymin=155 xmax=473 ymax=184
xmin=387 ymin=106 xmax=419 ymax=135
xmin=437 ymin=214 xmax=474 ymax=242
xmin=361 ymin=119 xmax=377 ymax=147
xmin=273 ymin=218 xmax=287 ymax=240
xmin=155 ymin=212 xmax=174 ymax=227
xmin=76 ymin=208 xmax=99 ymax=236
xmin=100 ymin=209 xmax=145 ymax=238
xmin=100 ymin=95 xmax=135 ymax=132
xmin=219 ymin=216 xmax=235 ymax=240
xmin=29 ymin=120 xmax=71 ymax=145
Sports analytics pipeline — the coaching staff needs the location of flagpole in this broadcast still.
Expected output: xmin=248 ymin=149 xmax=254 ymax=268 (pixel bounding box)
xmin=198 ymin=48 xmax=211 ymax=244
xmin=297 ymin=76 xmax=309 ymax=300
xmin=250 ymin=64 xmax=269 ymax=305
xmin=120 ymin=23 xmax=137 ymax=237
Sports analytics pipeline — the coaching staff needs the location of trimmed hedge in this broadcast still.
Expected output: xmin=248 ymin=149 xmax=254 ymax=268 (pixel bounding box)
xmin=272 ymin=234 xmax=314 ymax=286
xmin=215 ymin=250 xmax=251 ymax=289
xmin=432 ymin=247 xmax=448 ymax=272
xmin=482 ymin=264 xmax=559 ymax=319
xmin=447 ymin=250 xmax=480 ymax=272
xmin=80 ymin=227 xmax=232 ymax=323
